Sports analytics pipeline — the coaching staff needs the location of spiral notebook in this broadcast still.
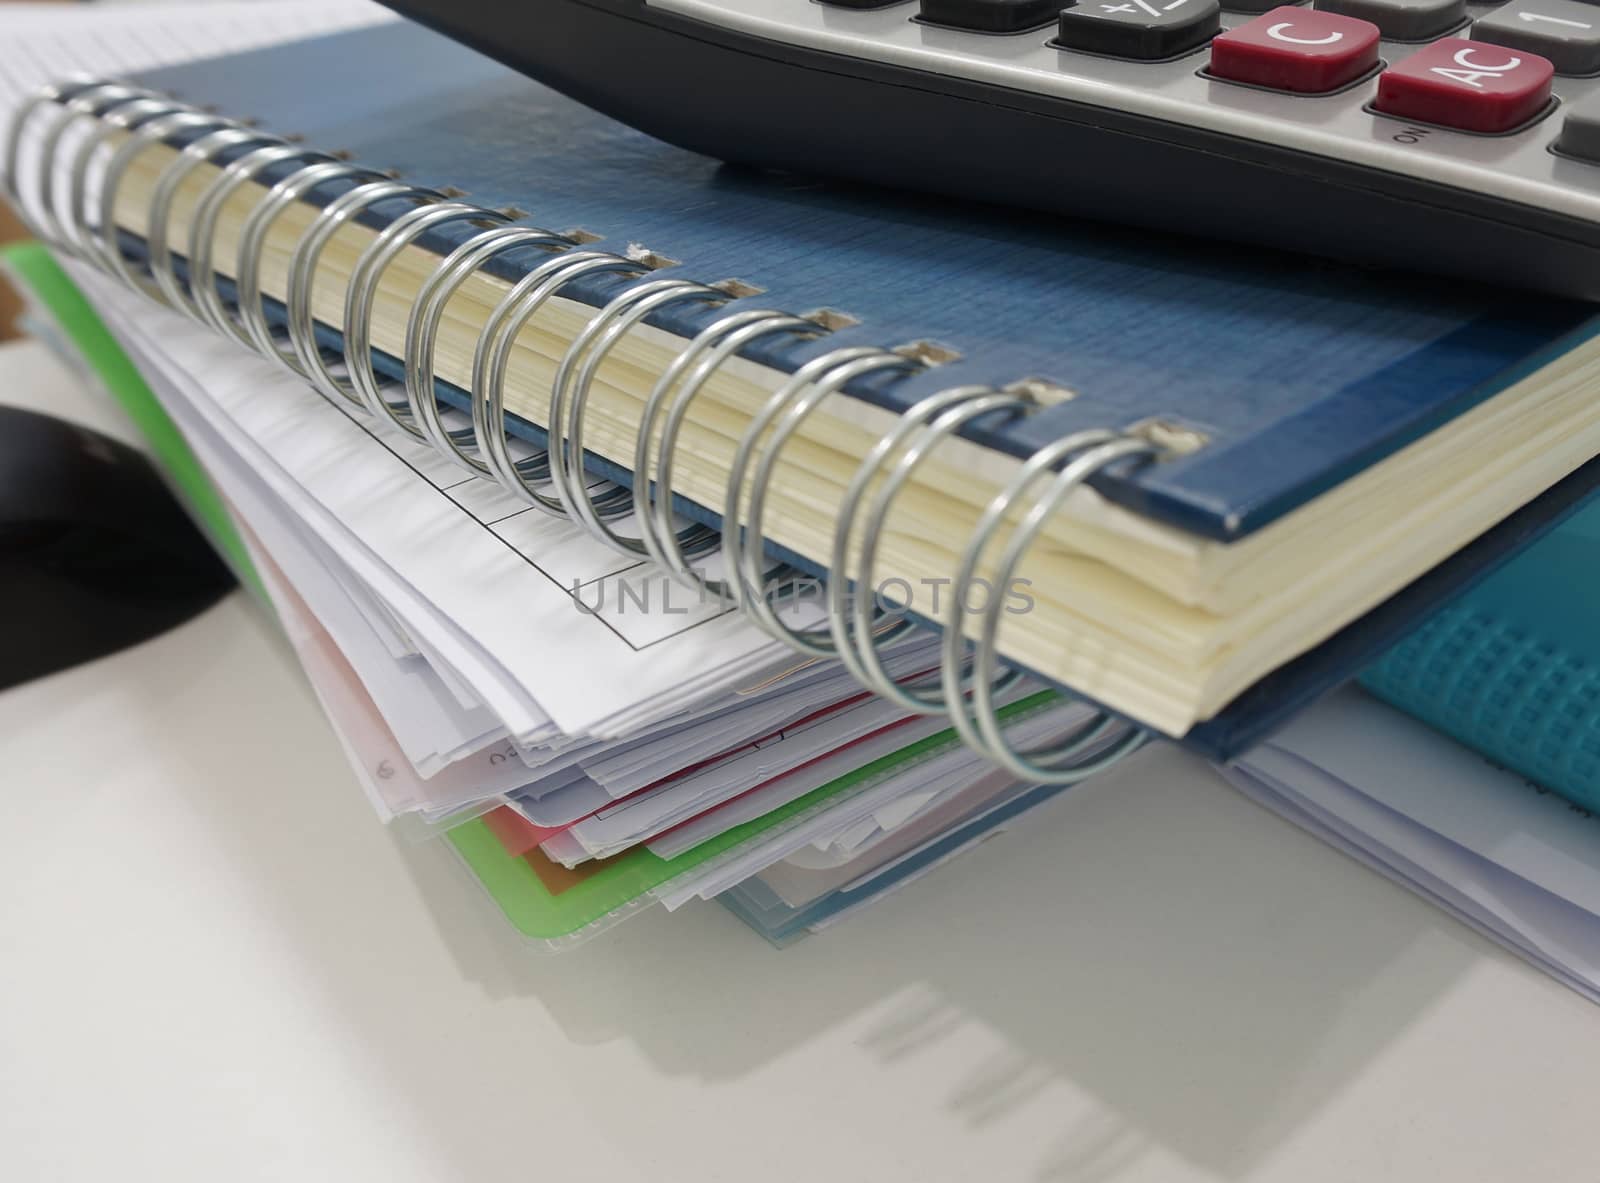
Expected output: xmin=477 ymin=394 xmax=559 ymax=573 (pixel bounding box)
xmin=12 ymin=15 xmax=1600 ymax=761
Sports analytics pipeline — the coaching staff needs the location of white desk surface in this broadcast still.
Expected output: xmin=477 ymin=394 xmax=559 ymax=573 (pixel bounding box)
xmin=3 ymin=335 xmax=1600 ymax=1183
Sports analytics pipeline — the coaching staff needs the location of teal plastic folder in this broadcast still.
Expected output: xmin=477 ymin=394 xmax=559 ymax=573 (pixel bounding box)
xmin=1364 ymin=499 xmax=1600 ymax=809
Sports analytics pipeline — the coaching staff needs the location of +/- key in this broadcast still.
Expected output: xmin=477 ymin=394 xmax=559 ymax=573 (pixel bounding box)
xmin=1057 ymin=0 xmax=1222 ymax=60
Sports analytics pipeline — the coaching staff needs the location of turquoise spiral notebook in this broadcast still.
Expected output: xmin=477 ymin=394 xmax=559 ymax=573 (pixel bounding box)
xmin=18 ymin=16 xmax=1600 ymax=757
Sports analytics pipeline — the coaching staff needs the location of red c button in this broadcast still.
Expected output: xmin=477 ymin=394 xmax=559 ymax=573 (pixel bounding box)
xmin=1209 ymin=7 xmax=1381 ymax=93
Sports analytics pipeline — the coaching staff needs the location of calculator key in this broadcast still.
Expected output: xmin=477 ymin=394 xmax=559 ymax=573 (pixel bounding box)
xmin=1556 ymin=94 xmax=1600 ymax=159
xmin=1220 ymin=0 xmax=1290 ymax=14
xmin=1314 ymin=0 xmax=1465 ymax=42
xmin=1374 ymin=38 xmax=1553 ymax=132
xmin=1057 ymin=0 xmax=1222 ymax=59
xmin=919 ymin=0 xmax=1061 ymax=30
xmin=1472 ymin=0 xmax=1600 ymax=76
xmin=1209 ymin=8 xmax=1380 ymax=92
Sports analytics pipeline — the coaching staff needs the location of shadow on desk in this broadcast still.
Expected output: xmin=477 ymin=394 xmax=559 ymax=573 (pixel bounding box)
xmin=390 ymin=745 xmax=1486 ymax=1180
xmin=22 ymin=594 xmax=1499 ymax=1181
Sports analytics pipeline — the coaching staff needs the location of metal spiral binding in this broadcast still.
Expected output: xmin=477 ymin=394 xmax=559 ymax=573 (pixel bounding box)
xmin=941 ymin=434 xmax=1156 ymax=783
xmin=9 ymin=81 xmax=150 ymax=247
xmin=146 ymin=125 xmax=286 ymax=315
xmin=95 ymin=110 xmax=233 ymax=298
xmin=468 ymin=249 xmax=648 ymax=516
xmin=831 ymin=384 xmax=1032 ymax=714
xmin=2 ymin=76 xmax=98 ymax=241
xmin=236 ymin=159 xmax=385 ymax=368
xmin=64 ymin=96 xmax=189 ymax=269
xmin=633 ymin=308 xmax=820 ymax=597
xmin=284 ymin=179 xmax=436 ymax=407
xmin=9 ymin=76 xmax=1172 ymax=782
xmin=188 ymin=143 xmax=338 ymax=345
xmin=725 ymin=346 xmax=921 ymax=655
xmin=344 ymin=199 xmax=503 ymax=435
xmin=546 ymin=276 xmax=730 ymax=556
xmin=404 ymin=224 xmax=573 ymax=474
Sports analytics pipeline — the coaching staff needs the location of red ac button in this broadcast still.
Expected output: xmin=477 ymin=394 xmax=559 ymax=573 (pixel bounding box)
xmin=1375 ymin=38 xmax=1554 ymax=133
xmin=1210 ymin=8 xmax=1381 ymax=93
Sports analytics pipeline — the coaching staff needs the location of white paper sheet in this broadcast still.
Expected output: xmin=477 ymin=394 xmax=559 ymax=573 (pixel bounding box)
xmin=0 ymin=1 xmax=392 ymax=116
xmin=653 ymin=700 xmax=1102 ymax=909
xmin=1260 ymin=688 xmax=1600 ymax=916
xmin=69 ymin=266 xmax=788 ymax=742
xmin=549 ymin=694 xmax=935 ymax=863
xmin=1227 ymin=687 xmax=1600 ymax=1007
xmin=100 ymin=299 xmax=574 ymax=815
xmin=644 ymin=716 xmax=966 ymax=861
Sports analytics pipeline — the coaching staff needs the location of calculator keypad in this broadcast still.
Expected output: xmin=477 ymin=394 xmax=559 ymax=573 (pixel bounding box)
xmin=651 ymin=0 xmax=1600 ymax=229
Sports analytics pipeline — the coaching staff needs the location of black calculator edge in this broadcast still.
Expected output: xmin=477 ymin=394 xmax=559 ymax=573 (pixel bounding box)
xmin=378 ymin=0 xmax=1600 ymax=299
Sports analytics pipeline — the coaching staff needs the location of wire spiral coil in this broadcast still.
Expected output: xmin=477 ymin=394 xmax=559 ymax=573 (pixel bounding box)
xmin=6 ymin=77 xmax=1163 ymax=784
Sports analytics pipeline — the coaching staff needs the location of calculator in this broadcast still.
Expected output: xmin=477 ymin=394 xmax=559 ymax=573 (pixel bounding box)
xmin=383 ymin=0 xmax=1600 ymax=298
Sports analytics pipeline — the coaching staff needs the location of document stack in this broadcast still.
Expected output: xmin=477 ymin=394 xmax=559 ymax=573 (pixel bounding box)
xmin=7 ymin=0 xmax=1600 ymax=949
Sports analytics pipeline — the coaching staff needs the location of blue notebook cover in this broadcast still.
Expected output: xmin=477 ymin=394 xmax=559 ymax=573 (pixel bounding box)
xmin=124 ymin=20 xmax=1600 ymax=542
xmin=1363 ymin=494 xmax=1600 ymax=808
xmin=101 ymin=20 xmax=1600 ymax=756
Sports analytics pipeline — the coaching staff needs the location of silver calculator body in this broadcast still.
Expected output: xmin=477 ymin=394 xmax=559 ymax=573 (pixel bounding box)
xmin=382 ymin=0 xmax=1600 ymax=297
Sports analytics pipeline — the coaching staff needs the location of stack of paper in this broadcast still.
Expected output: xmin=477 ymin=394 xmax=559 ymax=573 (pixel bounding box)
xmin=0 ymin=0 xmax=1118 ymax=949
xmin=59 ymin=259 xmax=1101 ymax=944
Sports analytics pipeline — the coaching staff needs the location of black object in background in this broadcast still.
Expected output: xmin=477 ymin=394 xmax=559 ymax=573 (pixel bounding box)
xmin=0 ymin=406 xmax=235 ymax=690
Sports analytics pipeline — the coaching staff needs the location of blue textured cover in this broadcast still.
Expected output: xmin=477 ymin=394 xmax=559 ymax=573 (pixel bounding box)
xmin=126 ymin=20 xmax=1600 ymax=543
xmin=1363 ymin=494 xmax=1600 ymax=809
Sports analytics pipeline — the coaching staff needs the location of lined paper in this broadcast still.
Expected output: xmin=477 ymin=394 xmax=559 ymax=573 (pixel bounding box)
xmin=0 ymin=1 xmax=393 ymax=114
